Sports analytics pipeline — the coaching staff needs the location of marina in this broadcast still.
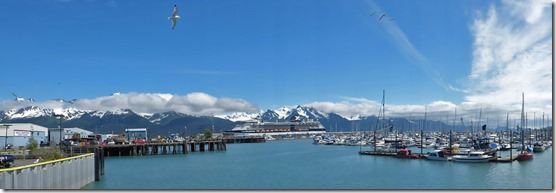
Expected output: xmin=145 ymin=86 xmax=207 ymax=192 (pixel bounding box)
xmin=83 ymin=138 xmax=553 ymax=189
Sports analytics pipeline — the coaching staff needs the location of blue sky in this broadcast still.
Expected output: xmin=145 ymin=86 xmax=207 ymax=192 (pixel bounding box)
xmin=0 ymin=0 xmax=552 ymax=126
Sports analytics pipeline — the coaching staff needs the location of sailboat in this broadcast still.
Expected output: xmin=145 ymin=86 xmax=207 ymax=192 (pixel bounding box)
xmin=516 ymin=92 xmax=533 ymax=161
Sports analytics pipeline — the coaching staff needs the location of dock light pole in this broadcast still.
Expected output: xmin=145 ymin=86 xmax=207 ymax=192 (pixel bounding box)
xmin=2 ymin=124 xmax=12 ymax=149
xmin=54 ymin=114 xmax=65 ymax=152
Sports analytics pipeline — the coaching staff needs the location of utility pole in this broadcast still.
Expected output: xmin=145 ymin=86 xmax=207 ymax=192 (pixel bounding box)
xmin=54 ymin=114 xmax=65 ymax=152
xmin=2 ymin=124 xmax=12 ymax=149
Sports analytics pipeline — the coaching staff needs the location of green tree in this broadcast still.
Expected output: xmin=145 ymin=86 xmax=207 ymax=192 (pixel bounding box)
xmin=204 ymin=129 xmax=213 ymax=139
xmin=26 ymin=135 xmax=39 ymax=152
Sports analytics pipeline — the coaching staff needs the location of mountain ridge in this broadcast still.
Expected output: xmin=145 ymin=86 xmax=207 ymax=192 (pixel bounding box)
xmin=0 ymin=105 xmax=461 ymax=137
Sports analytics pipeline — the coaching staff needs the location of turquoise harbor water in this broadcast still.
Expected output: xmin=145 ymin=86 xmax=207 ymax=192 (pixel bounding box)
xmin=83 ymin=139 xmax=553 ymax=190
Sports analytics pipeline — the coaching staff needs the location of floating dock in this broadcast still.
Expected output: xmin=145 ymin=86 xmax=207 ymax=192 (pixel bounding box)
xmin=359 ymin=151 xmax=397 ymax=156
xmin=359 ymin=150 xmax=520 ymax=162
xmin=490 ymin=154 xmax=519 ymax=162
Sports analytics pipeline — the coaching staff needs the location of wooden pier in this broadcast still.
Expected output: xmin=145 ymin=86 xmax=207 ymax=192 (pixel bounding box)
xmin=64 ymin=140 xmax=227 ymax=157
xmin=222 ymin=136 xmax=266 ymax=144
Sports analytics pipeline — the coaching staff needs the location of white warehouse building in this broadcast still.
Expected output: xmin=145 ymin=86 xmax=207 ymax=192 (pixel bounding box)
xmin=0 ymin=123 xmax=49 ymax=148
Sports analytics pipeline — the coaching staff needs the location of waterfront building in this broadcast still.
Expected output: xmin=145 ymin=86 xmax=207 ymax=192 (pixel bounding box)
xmin=0 ymin=123 xmax=49 ymax=148
xmin=49 ymin=127 xmax=94 ymax=146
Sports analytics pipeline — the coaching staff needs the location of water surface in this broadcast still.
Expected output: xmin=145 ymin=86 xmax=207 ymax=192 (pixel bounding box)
xmin=83 ymin=139 xmax=553 ymax=189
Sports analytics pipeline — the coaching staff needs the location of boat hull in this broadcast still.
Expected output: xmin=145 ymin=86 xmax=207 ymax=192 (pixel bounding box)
xmin=452 ymin=157 xmax=490 ymax=163
xmin=425 ymin=156 xmax=448 ymax=161
xmin=516 ymin=152 xmax=534 ymax=161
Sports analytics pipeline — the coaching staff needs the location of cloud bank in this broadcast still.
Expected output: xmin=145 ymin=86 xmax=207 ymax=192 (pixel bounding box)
xmin=0 ymin=92 xmax=259 ymax=116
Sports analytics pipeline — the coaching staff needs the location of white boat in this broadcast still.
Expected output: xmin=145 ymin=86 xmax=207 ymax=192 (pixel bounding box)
xmin=425 ymin=150 xmax=449 ymax=161
xmin=264 ymin=134 xmax=276 ymax=141
xmin=533 ymin=142 xmax=545 ymax=152
xmin=452 ymin=150 xmax=492 ymax=163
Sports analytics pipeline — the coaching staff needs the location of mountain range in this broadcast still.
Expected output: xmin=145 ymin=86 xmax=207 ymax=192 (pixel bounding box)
xmin=0 ymin=105 xmax=470 ymax=137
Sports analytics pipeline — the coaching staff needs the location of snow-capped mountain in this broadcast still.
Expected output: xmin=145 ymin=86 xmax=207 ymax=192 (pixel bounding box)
xmin=214 ymin=105 xmax=329 ymax=123
xmin=1 ymin=107 xmax=136 ymax=121
xmin=4 ymin=106 xmax=54 ymax=119
xmin=3 ymin=106 xmax=88 ymax=120
xmin=214 ymin=112 xmax=260 ymax=122
xmin=147 ymin=111 xmax=186 ymax=124
xmin=0 ymin=104 xmax=456 ymax=136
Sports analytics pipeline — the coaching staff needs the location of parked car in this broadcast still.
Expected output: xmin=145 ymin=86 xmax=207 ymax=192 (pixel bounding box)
xmin=0 ymin=154 xmax=14 ymax=168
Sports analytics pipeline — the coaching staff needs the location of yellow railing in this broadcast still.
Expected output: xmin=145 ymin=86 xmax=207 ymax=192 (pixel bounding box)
xmin=0 ymin=153 xmax=94 ymax=172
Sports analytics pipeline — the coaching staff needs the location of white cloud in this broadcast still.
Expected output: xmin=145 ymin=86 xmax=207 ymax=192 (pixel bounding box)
xmin=0 ymin=92 xmax=259 ymax=116
xmin=305 ymin=98 xmax=460 ymax=120
xmin=366 ymin=0 xmax=449 ymax=90
xmin=465 ymin=0 xmax=552 ymax=118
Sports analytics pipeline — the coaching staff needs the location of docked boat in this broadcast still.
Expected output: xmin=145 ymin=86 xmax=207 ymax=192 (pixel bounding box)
xmin=533 ymin=142 xmax=545 ymax=152
xmin=452 ymin=150 xmax=492 ymax=163
xmin=395 ymin=148 xmax=420 ymax=159
xmin=224 ymin=119 xmax=326 ymax=138
xmin=499 ymin=143 xmax=512 ymax=151
xmin=516 ymin=93 xmax=534 ymax=161
xmin=516 ymin=149 xmax=534 ymax=161
xmin=425 ymin=149 xmax=449 ymax=161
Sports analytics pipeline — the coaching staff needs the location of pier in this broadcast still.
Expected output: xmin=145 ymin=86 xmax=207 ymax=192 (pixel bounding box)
xmin=222 ymin=136 xmax=266 ymax=144
xmin=63 ymin=140 xmax=227 ymax=157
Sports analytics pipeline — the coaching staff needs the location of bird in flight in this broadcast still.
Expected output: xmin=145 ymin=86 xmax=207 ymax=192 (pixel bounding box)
xmin=370 ymin=11 xmax=376 ymax=16
xmin=168 ymin=5 xmax=180 ymax=29
xmin=379 ymin=13 xmax=387 ymax=21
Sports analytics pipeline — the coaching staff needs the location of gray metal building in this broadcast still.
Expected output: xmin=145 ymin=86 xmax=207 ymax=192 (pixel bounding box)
xmin=0 ymin=123 xmax=49 ymax=148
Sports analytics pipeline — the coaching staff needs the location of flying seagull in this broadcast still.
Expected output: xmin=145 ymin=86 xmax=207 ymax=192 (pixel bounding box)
xmin=370 ymin=11 xmax=376 ymax=16
xmin=379 ymin=13 xmax=387 ymax=21
xmin=168 ymin=5 xmax=180 ymax=29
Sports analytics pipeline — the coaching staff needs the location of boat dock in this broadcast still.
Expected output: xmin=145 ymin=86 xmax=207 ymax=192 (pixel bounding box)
xmin=359 ymin=150 xmax=520 ymax=162
xmin=359 ymin=151 xmax=398 ymax=156
xmin=490 ymin=154 xmax=519 ymax=162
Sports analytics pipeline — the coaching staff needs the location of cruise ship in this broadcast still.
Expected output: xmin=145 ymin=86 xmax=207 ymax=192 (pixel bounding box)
xmin=223 ymin=119 xmax=326 ymax=138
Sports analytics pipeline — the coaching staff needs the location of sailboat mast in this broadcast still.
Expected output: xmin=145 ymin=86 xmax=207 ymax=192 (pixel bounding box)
xmin=507 ymin=113 xmax=511 ymax=159
xmin=382 ymin=90 xmax=386 ymax=136
xmin=520 ymin=92 xmax=525 ymax=154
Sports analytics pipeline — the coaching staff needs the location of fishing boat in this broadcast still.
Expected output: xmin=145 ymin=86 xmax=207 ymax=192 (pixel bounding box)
xmin=425 ymin=149 xmax=449 ymax=161
xmin=395 ymin=148 xmax=420 ymax=159
xmin=452 ymin=150 xmax=492 ymax=163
